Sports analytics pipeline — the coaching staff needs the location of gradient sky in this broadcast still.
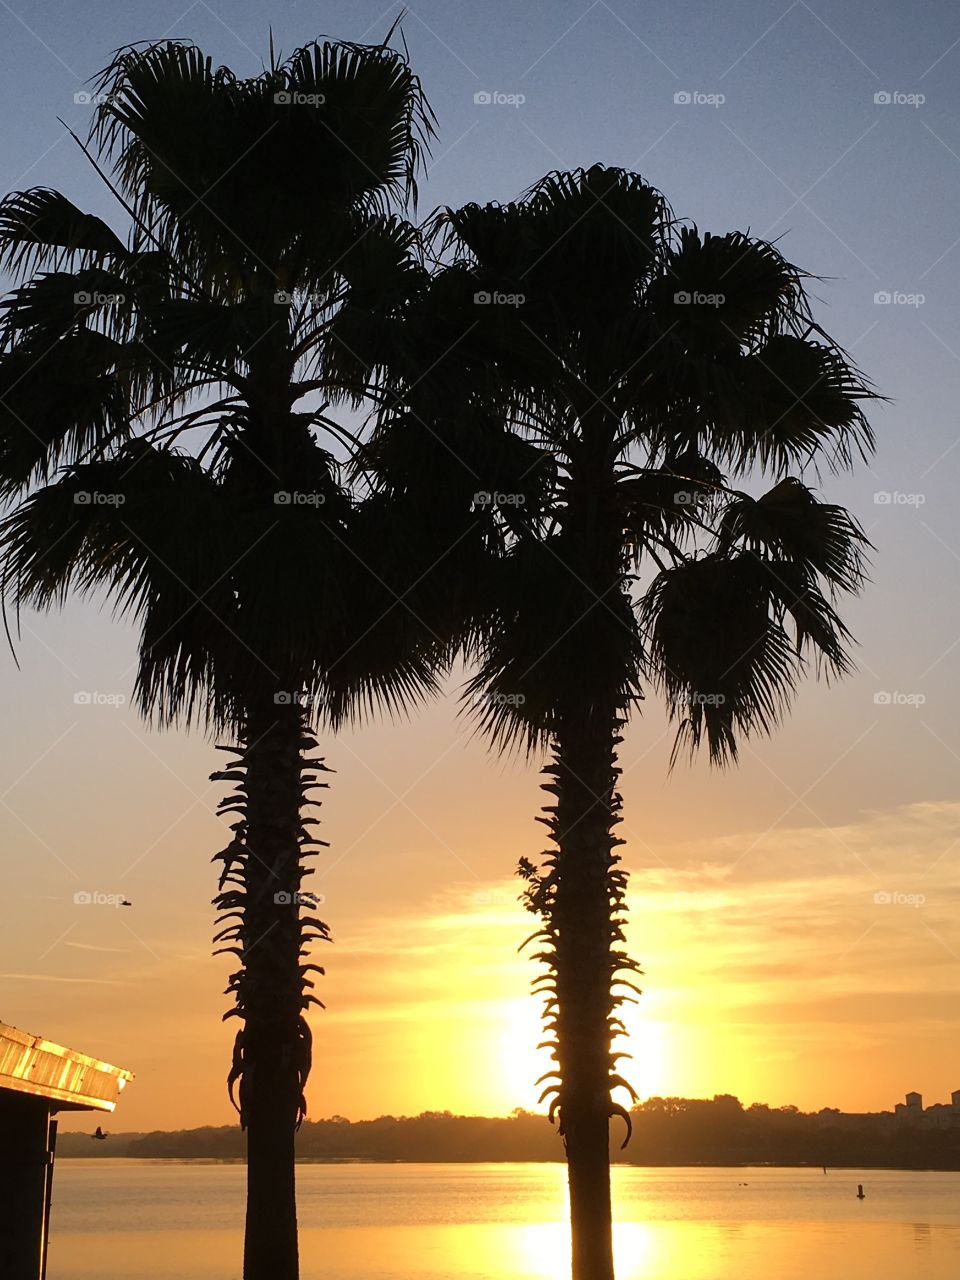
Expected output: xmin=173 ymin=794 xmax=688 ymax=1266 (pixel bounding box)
xmin=1 ymin=0 xmax=959 ymax=1132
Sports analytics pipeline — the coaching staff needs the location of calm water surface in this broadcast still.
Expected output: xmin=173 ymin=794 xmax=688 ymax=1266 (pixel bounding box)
xmin=50 ymin=1161 xmax=960 ymax=1279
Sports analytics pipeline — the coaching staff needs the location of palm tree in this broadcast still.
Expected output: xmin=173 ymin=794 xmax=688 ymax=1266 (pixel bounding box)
xmin=381 ymin=166 xmax=877 ymax=1280
xmin=0 ymin=36 xmax=445 ymax=1280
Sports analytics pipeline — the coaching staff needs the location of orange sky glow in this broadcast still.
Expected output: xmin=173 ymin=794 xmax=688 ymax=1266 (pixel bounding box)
xmin=2 ymin=598 xmax=958 ymax=1133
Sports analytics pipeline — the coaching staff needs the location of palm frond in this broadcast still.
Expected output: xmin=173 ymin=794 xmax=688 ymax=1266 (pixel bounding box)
xmin=716 ymin=476 xmax=870 ymax=593
xmin=447 ymin=166 xmax=669 ymax=301
xmin=1 ymin=446 xmax=238 ymax=724
xmin=640 ymin=550 xmax=856 ymax=764
xmin=1 ymin=267 xmax=139 ymax=347
xmin=0 ymin=188 xmax=127 ymax=276
xmin=88 ymin=39 xmax=435 ymax=289
xmin=652 ymin=227 xmax=810 ymax=353
xmin=0 ymin=330 xmax=132 ymax=498
xmin=712 ymin=335 xmax=876 ymax=473
xmin=464 ymin=534 xmax=644 ymax=754
xmin=616 ymin=447 xmax=725 ymax=554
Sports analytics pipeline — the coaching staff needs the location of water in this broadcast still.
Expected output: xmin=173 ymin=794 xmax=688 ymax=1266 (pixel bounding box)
xmin=49 ymin=1161 xmax=960 ymax=1279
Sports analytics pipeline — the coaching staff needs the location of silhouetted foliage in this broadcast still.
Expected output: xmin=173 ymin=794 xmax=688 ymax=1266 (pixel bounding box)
xmin=57 ymin=1096 xmax=960 ymax=1170
xmin=0 ymin=33 xmax=442 ymax=1280
xmin=374 ymin=164 xmax=878 ymax=1280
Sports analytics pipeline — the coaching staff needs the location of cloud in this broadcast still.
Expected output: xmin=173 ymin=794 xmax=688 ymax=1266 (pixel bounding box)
xmin=0 ymin=972 xmax=125 ymax=985
xmin=646 ymin=799 xmax=960 ymax=887
xmin=62 ymin=941 xmax=131 ymax=954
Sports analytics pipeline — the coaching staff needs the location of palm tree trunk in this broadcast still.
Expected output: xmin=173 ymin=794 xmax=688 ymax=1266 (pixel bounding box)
xmin=540 ymin=417 xmax=633 ymax=1280
xmin=550 ymin=697 xmax=625 ymax=1280
xmin=213 ymin=695 xmax=329 ymax=1280
xmin=243 ymin=1024 xmax=300 ymax=1280
xmin=240 ymin=697 xmax=304 ymax=1280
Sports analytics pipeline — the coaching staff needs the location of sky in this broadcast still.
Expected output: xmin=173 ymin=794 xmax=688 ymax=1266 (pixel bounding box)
xmin=0 ymin=0 xmax=959 ymax=1132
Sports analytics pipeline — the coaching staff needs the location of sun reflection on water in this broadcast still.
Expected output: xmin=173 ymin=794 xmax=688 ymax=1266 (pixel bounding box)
xmin=512 ymin=1221 xmax=659 ymax=1279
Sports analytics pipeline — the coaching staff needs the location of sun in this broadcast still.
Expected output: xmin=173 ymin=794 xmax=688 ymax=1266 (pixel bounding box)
xmin=495 ymin=998 xmax=672 ymax=1113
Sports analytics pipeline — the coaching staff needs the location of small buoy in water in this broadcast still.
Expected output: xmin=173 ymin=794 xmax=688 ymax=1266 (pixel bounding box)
xmin=857 ymin=1184 xmax=865 ymax=1199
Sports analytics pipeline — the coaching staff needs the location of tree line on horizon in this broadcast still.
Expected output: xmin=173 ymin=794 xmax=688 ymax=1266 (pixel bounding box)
xmin=0 ymin=28 xmax=876 ymax=1280
xmin=60 ymin=1094 xmax=960 ymax=1170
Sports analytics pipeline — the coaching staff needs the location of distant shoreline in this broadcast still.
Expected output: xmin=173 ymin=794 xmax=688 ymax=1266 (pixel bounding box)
xmin=55 ymin=1156 xmax=960 ymax=1173
xmin=55 ymin=1099 xmax=960 ymax=1170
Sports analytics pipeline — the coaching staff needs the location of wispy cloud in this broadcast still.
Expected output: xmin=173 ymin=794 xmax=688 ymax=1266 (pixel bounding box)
xmin=0 ymin=972 xmax=125 ymax=985
xmin=62 ymin=941 xmax=131 ymax=954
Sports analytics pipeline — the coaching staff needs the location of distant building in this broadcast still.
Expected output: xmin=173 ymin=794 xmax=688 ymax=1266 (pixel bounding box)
xmin=895 ymin=1091 xmax=923 ymax=1122
xmin=818 ymin=1090 xmax=960 ymax=1133
xmin=893 ymin=1090 xmax=960 ymax=1129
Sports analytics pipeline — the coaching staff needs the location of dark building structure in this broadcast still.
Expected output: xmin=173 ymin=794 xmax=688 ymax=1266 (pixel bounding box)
xmin=0 ymin=1021 xmax=133 ymax=1279
xmin=817 ymin=1089 xmax=960 ymax=1132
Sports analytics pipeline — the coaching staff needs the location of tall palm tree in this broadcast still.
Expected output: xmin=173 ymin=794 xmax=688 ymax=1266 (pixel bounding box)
xmin=378 ymin=166 xmax=877 ymax=1280
xmin=0 ymin=37 xmax=447 ymax=1280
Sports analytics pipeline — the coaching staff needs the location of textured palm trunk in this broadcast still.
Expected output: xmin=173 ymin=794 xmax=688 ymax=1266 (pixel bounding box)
xmin=239 ymin=697 xmax=304 ymax=1280
xmin=535 ymin=412 xmax=634 ymax=1280
xmin=551 ymin=699 xmax=624 ymax=1280
xmin=213 ymin=694 xmax=330 ymax=1280
xmin=243 ymin=1027 xmax=299 ymax=1280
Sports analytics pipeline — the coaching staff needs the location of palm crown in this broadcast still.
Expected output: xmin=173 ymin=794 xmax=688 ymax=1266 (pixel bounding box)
xmin=0 ymin=38 xmax=441 ymax=727
xmin=364 ymin=164 xmax=877 ymax=1280
xmin=370 ymin=165 xmax=874 ymax=759
xmin=0 ymin=39 xmax=449 ymax=1280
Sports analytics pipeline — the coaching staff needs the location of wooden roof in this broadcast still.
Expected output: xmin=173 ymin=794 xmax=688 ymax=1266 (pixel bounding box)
xmin=0 ymin=1022 xmax=133 ymax=1112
